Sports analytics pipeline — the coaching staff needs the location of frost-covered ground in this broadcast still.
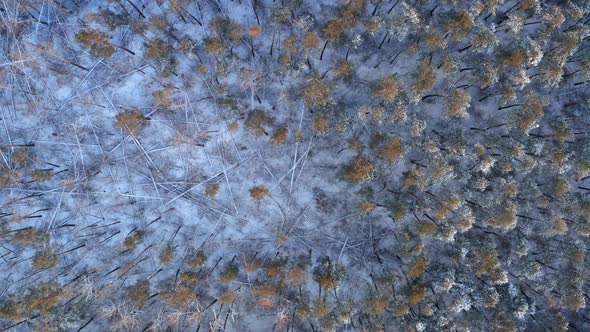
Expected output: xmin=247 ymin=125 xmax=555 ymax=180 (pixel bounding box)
xmin=0 ymin=0 xmax=589 ymax=331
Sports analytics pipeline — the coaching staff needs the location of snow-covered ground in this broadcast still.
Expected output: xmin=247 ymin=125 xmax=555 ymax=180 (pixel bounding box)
xmin=0 ymin=0 xmax=589 ymax=331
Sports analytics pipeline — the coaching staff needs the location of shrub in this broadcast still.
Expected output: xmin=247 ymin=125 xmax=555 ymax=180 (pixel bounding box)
xmin=144 ymin=38 xmax=170 ymax=59
xmin=444 ymin=10 xmax=474 ymax=40
xmin=286 ymin=265 xmax=307 ymax=286
xmin=477 ymin=251 xmax=498 ymax=275
xmin=415 ymin=221 xmax=437 ymax=236
xmin=357 ymin=201 xmax=375 ymax=215
xmin=334 ymin=60 xmax=353 ymax=78
xmin=408 ymin=256 xmax=427 ymax=279
xmin=204 ymin=37 xmax=224 ymax=54
xmin=248 ymin=25 xmax=262 ymax=38
xmin=30 ymin=169 xmax=52 ymax=181
xmin=12 ymin=148 xmax=31 ymax=166
xmin=312 ymin=113 xmax=329 ymax=134
xmin=367 ymin=295 xmax=389 ymax=314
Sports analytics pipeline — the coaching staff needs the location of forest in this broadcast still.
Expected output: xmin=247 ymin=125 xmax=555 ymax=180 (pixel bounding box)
xmin=0 ymin=0 xmax=589 ymax=331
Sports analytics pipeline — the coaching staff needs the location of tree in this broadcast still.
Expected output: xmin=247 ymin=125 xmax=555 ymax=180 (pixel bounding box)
xmin=245 ymin=110 xmax=272 ymax=136
xmin=219 ymin=262 xmax=240 ymax=283
xmin=412 ymin=61 xmax=436 ymax=100
xmin=303 ymin=80 xmax=332 ymax=108
xmin=373 ymin=76 xmax=401 ymax=103
xmin=323 ymin=20 xmax=344 ymax=43
xmin=270 ymin=127 xmax=288 ymax=145
xmin=76 ymin=29 xmax=115 ymax=58
xmin=115 ymin=111 xmax=147 ymax=135
xmin=126 ymin=280 xmax=150 ymax=307
xmin=446 ymin=89 xmax=471 ymax=117
xmin=123 ymin=229 xmax=145 ymax=249
xmin=159 ymin=244 xmax=175 ymax=265
xmin=186 ymin=248 xmax=207 ymax=269
xmin=342 ymin=156 xmax=374 ymax=184
xmin=486 ymin=203 xmax=517 ymax=230
xmin=444 ymin=10 xmax=474 ymax=40
xmin=312 ymin=257 xmax=345 ymax=290
xmin=250 ymin=185 xmax=269 ymax=201
xmin=32 ymin=247 xmax=58 ymax=269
